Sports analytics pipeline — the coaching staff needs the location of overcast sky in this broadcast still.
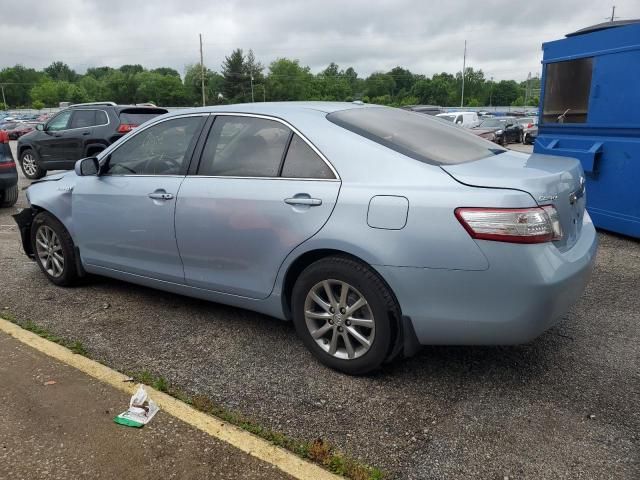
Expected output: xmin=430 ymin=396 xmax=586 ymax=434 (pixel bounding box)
xmin=2 ymin=0 xmax=638 ymax=81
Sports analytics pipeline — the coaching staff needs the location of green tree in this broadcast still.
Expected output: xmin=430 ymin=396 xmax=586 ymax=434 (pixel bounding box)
xmin=0 ymin=65 xmax=44 ymax=107
xmin=30 ymin=81 xmax=88 ymax=107
xmin=388 ymin=66 xmax=414 ymax=98
xmin=221 ymin=49 xmax=248 ymax=102
xmin=135 ymin=71 xmax=188 ymax=106
xmin=151 ymin=67 xmax=180 ymax=78
xmin=492 ymin=80 xmax=520 ymax=106
xmin=266 ymin=58 xmax=313 ymax=101
xmin=85 ymin=66 xmax=115 ymax=80
xmin=184 ymin=64 xmax=226 ymax=105
xmin=44 ymin=61 xmax=77 ymax=82
xmin=364 ymin=72 xmax=395 ymax=98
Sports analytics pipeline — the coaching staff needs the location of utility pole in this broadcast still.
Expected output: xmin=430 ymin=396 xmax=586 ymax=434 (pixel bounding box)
xmin=0 ymin=84 xmax=6 ymax=109
xmin=199 ymin=33 xmax=206 ymax=107
xmin=525 ymin=72 xmax=531 ymax=106
xmin=251 ymin=75 xmax=255 ymax=102
xmin=460 ymin=40 xmax=467 ymax=108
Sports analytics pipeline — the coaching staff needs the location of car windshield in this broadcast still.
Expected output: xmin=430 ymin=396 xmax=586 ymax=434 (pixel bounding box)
xmin=327 ymin=107 xmax=505 ymax=166
xmin=478 ymin=118 xmax=510 ymax=128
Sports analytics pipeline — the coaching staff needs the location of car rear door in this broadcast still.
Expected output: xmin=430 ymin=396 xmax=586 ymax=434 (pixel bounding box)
xmin=175 ymin=114 xmax=340 ymax=299
xmin=72 ymin=114 xmax=206 ymax=283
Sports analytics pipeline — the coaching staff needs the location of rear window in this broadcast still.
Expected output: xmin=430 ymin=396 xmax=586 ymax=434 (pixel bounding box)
xmin=327 ymin=107 xmax=504 ymax=165
xmin=118 ymin=108 xmax=168 ymax=126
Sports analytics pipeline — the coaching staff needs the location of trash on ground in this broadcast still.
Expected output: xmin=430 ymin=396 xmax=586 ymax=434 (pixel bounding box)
xmin=113 ymin=385 xmax=159 ymax=428
xmin=43 ymin=380 xmax=56 ymax=385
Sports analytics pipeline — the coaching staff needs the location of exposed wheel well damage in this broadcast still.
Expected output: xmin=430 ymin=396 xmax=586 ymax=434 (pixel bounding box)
xmin=281 ymin=249 xmax=419 ymax=361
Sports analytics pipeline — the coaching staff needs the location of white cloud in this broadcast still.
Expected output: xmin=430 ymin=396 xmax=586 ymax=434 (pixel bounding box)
xmin=1 ymin=0 xmax=638 ymax=80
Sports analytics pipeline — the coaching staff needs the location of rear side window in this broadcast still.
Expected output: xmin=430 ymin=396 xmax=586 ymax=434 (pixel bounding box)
xmin=198 ymin=116 xmax=290 ymax=177
xmin=328 ymin=107 xmax=504 ymax=165
xmin=542 ymin=58 xmax=593 ymax=124
xmin=70 ymin=110 xmax=93 ymax=128
xmin=281 ymin=134 xmax=334 ymax=179
xmin=118 ymin=108 xmax=168 ymax=126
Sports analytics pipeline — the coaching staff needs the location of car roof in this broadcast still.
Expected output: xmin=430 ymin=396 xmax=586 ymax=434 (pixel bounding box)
xmin=162 ymin=101 xmax=372 ymax=119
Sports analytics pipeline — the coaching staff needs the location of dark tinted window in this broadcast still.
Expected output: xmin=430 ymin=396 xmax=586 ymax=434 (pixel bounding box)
xmin=542 ymin=58 xmax=592 ymax=124
xmin=70 ymin=110 xmax=97 ymax=128
xmin=105 ymin=116 xmax=203 ymax=175
xmin=199 ymin=116 xmax=290 ymax=177
xmin=328 ymin=107 xmax=504 ymax=165
xmin=118 ymin=108 xmax=168 ymax=126
xmin=281 ymin=134 xmax=334 ymax=179
xmin=96 ymin=110 xmax=108 ymax=125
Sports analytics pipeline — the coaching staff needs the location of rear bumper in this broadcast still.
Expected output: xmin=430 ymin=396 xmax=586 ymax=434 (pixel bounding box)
xmin=375 ymin=214 xmax=598 ymax=345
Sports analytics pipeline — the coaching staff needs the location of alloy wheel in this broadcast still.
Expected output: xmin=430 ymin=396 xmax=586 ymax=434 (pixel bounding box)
xmin=304 ymin=279 xmax=375 ymax=360
xmin=35 ymin=225 xmax=64 ymax=278
xmin=22 ymin=153 xmax=37 ymax=176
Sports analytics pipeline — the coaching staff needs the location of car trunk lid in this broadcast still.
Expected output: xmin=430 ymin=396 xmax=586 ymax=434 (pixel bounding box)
xmin=442 ymin=150 xmax=586 ymax=249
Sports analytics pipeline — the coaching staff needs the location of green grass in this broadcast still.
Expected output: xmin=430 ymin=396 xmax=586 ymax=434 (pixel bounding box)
xmin=2 ymin=313 xmax=384 ymax=479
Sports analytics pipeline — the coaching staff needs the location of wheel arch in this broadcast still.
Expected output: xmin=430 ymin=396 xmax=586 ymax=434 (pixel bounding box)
xmin=280 ymin=248 xmax=414 ymax=362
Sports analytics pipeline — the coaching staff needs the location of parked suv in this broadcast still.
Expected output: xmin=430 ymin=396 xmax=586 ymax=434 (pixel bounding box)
xmin=17 ymin=102 xmax=167 ymax=179
xmin=0 ymin=130 xmax=18 ymax=207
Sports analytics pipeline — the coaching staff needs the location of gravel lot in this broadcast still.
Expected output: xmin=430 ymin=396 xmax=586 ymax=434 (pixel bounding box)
xmin=1 ymin=141 xmax=638 ymax=479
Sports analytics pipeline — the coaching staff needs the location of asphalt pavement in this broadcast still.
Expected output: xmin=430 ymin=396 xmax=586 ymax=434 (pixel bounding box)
xmin=1 ymin=141 xmax=638 ymax=479
xmin=0 ymin=330 xmax=293 ymax=480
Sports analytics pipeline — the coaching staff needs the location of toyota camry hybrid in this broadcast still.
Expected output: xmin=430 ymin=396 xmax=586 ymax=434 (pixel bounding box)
xmin=14 ymin=102 xmax=597 ymax=374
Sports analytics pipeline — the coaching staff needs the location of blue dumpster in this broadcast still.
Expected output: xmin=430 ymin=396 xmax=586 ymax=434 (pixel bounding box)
xmin=535 ymin=19 xmax=640 ymax=238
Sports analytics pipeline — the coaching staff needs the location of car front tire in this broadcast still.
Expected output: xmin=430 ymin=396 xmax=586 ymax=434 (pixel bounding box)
xmin=20 ymin=149 xmax=46 ymax=180
xmin=291 ymin=255 xmax=398 ymax=375
xmin=31 ymin=212 xmax=79 ymax=286
xmin=0 ymin=185 xmax=18 ymax=207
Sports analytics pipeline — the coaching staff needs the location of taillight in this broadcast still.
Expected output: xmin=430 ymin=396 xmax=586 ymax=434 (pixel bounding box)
xmin=0 ymin=130 xmax=8 ymax=143
xmin=0 ymin=161 xmax=16 ymax=169
xmin=527 ymin=123 xmax=533 ymax=128
xmin=455 ymin=206 xmax=563 ymax=244
xmin=117 ymin=124 xmax=137 ymax=133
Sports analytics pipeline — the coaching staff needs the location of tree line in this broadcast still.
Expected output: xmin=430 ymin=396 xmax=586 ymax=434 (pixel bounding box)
xmin=0 ymin=49 xmax=540 ymax=109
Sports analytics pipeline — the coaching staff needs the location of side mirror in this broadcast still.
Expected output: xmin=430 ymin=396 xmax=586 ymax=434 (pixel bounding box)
xmin=75 ymin=157 xmax=100 ymax=176
xmin=36 ymin=123 xmax=44 ymax=131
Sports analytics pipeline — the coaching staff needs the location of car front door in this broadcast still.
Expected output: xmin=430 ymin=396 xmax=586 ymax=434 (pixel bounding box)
xmin=39 ymin=110 xmax=74 ymax=162
xmin=175 ymin=114 xmax=341 ymax=299
xmin=72 ymin=114 xmax=206 ymax=283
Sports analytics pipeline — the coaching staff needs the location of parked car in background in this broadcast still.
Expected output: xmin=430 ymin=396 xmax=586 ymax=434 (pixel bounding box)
xmin=517 ymin=117 xmax=539 ymax=144
xmin=436 ymin=111 xmax=480 ymax=128
xmin=0 ymin=130 xmax=18 ymax=207
xmin=471 ymin=116 xmax=523 ymax=145
xmin=524 ymin=125 xmax=538 ymax=145
xmin=17 ymin=102 xmax=168 ymax=179
xmin=7 ymin=122 xmax=38 ymax=140
xmin=14 ymin=102 xmax=597 ymax=375
xmin=0 ymin=121 xmax=20 ymax=133
xmin=403 ymin=105 xmax=445 ymax=116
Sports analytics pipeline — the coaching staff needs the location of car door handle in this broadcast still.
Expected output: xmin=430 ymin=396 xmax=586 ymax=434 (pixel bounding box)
xmin=82 ymin=131 xmax=90 ymax=135
xmin=284 ymin=197 xmax=322 ymax=206
xmin=148 ymin=192 xmax=174 ymax=200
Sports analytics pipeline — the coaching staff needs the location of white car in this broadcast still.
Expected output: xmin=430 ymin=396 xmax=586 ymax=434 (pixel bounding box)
xmin=436 ymin=111 xmax=480 ymax=128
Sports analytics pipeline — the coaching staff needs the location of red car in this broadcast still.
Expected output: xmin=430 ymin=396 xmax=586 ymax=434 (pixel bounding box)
xmin=6 ymin=122 xmax=38 ymax=140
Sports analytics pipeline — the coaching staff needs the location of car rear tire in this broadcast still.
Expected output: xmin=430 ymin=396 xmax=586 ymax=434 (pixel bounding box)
xmin=500 ymin=134 xmax=508 ymax=147
xmin=31 ymin=212 xmax=79 ymax=286
xmin=0 ymin=185 xmax=18 ymax=207
xmin=291 ymin=255 xmax=398 ymax=375
xmin=20 ymin=149 xmax=46 ymax=180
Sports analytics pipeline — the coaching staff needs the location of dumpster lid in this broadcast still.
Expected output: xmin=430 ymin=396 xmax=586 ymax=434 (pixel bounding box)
xmin=566 ymin=19 xmax=640 ymax=37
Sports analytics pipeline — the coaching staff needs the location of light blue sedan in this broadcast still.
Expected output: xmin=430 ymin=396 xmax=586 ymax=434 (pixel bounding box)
xmin=14 ymin=103 xmax=597 ymax=374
